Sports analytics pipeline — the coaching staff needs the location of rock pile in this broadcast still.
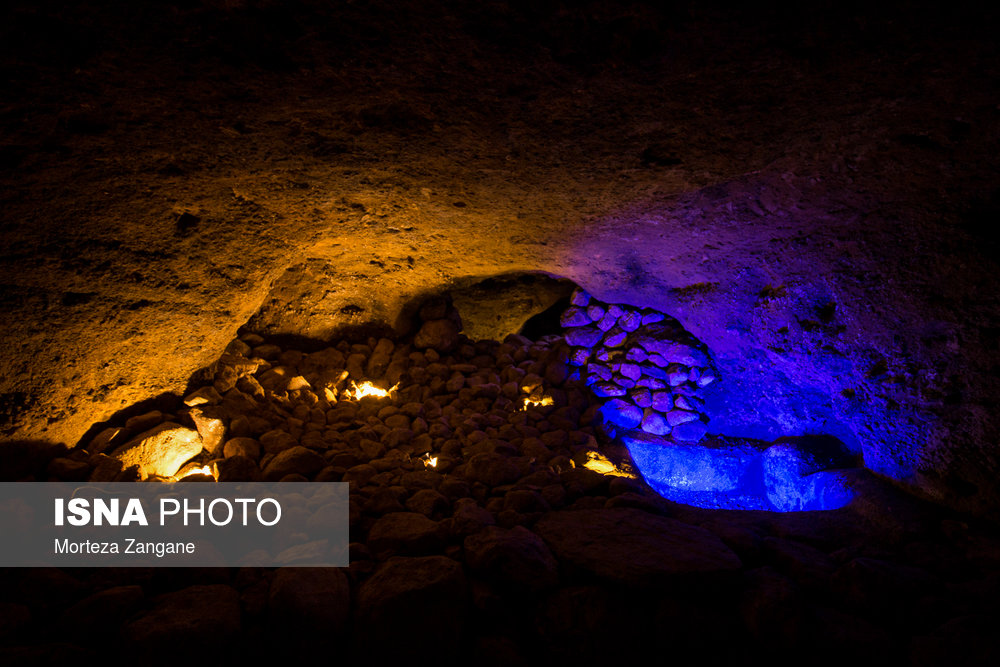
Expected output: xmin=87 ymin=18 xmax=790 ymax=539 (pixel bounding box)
xmin=561 ymin=289 xmax=716 ymax=442
xmin=3 ymin=301 xmax=1000 ymax=665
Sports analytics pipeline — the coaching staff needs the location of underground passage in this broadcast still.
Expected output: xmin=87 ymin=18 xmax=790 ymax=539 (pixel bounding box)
xmin=2 ymin=1 xmax=1000 ymax=665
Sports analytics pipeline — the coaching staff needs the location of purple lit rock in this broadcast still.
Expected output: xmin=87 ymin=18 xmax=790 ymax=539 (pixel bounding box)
xmin=560 ymin=307 xmax=592 ymax=328
xmin=619 ymin=362 xmax=641 ymax=381
xmin=603 ymin=326 xmax=627 ymax=347
xmin=672 ymin=420 xmax=708 ymax=442
xmin=637 ymin=377 xmax=667 ymax=389
xmin=674 ymin=396 xmax=695 ymax=411
xmin=598 ymin=399 xmax=643 ymax=429
xmin=651 ymin=392 xmax=674 ymax=411
xmin=593 ymin=383 xmax=626 ymax=398
xmin=612 ymin=374 xmax=635 ymax=389
xmin=667 ymin=367 xmax=690 ymax=387
xmin=666 ymin=410 xmax=699 ymax=427
xmin=626 ymin=348 xmax=647 ymax=362
xmin=647 ymin=353 xmax=669 ymax=367
xmin=640 ymin=364 xmax=669 ymax=381
xmin=641 ymin=310 xmax=666 ymax=325
xmin=697 ymin=372 xmax=717 ymax=387
xmin=640 ymin=410 xmax=670 ymax=435
xmin=587 ymin=363 xmax=612 ymax=381
xmin=596 ymin=311 xmax=618 ymax=331
xmin=565 ymin=325 xmax=603 ymax=348
xmin=569 ymin=347 xmax=591 ymax=366
xmin=586 ymin=304 xmax=606 ymax=321
xmin=570 ymin=289 xmax=591 ymax=307
xmin=629 ymin=387 xmax=652 ymax=408
xmin=619 ymin=310 xmax=642 ymax=332
xmin=634 ymin=325 xmax=709 ymax=366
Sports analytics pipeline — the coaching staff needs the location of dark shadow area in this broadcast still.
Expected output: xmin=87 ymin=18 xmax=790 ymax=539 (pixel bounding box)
xmin=520 ymin=295 xmax=571 ymax=339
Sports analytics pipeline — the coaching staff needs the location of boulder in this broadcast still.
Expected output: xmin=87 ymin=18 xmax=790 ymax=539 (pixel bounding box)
xmin=263 ymin=446 xmax=326 ymax=481
xmin=267 ymin=568 xmax=350 ymax=634
xmin=534 ymin=508 xmax=741 ymax=587
xmin=124 ymin=585 xmax=241 ymax=654
xmin=110 ymin=422 xmax=203 ymax=479
xmin=357 ymin=556 xmax=466 ymax=662
xmin=464 ymin=525 xmax=559 ymax=593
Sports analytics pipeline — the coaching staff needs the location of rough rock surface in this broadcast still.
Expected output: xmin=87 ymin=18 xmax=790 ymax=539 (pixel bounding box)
xmin=123 ymin=584 xmax=241 ymax=654
xmin=535 ymin=508 xmax=742 ymax=586
xmin=109 ymin=422 xmax=202 ymax=479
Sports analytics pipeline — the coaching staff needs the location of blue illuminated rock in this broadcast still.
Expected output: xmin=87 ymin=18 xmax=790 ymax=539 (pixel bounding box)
xmin=586 ymin=304 xmax=606 ymax=321
xmin=666 ymin=409 xmax=699 ymax=427
xmin=775 ymin=469 xmax=855 ymax=512
xmin=598 ymin=399 xmax=643 ymax=429
xmin=674 ymin=396 xmax=695 ymax=411
xmin=622 ymin=432 xmax=767 ymax=508
xmin=565 ymin=325 xmax=603 ymax=347
xmin=762 ymin=436 xmax=857 ymax=511
xmin=640 ymin=411 xmax=670 ymax=435
xmin=666 ymin=365 xmax=689 ymax=386
xmin=641 ymin=310 xmax=666 ymax=325
xmin=672 ymin=420 xmax=708 ymax=442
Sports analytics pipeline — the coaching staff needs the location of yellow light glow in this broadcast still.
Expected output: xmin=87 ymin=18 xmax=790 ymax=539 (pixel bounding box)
xmin=342 ymin=381 xmax=397 ymax=400
xmin=174 ymin=464 xmax=217 ymax=481
xmin=582 ymin=451 xmax=637 ymax=478
xmin=521 ymin=395 xmax=554 ymax=409
xmin=421 ymin=454 xmax=438 ymax=468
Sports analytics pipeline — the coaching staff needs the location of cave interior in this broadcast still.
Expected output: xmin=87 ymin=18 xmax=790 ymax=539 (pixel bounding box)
xmin=1 ymin=0 xmax=999 ymax=664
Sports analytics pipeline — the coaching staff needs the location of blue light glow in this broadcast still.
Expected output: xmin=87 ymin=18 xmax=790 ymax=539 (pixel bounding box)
xmin=563 ymin=291 xmax=860 ymax=512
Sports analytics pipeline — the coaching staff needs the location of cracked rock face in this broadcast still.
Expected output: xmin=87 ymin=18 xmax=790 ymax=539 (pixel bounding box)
xmin=0 ymin=1 xmax=998 ymax=519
